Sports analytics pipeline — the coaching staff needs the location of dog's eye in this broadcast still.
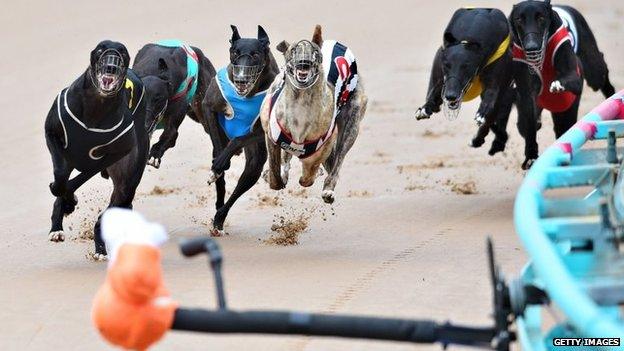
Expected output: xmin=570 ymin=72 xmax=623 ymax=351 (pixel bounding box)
xmin=536 ymin=14 xmax=545 ymax=24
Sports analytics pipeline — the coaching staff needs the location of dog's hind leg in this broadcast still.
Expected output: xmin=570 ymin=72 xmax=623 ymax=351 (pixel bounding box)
xmin=212 ymin=141 xmax=267 ymax=235
xmin=148 ymin=103 xmax=188 ymax=168
xmin=322 ymin=89 xmax=368 ymax=204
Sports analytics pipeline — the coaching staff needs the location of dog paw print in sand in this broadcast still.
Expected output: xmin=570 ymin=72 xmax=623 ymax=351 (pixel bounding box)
xmin=444 ymin=179 xmax=478 ymax=195
xmin=396 ymin=159 xmax=448 ymax=174
xmin=287 ymin=188 xmax=309 ymax=199
xmin=420 ymin=129 xmax=453 ymax=138
xmin=147 ymin=185 xmax=180 ymax=196
xmin=346 ymin=190 xmax=373 ymax=198
xmin=255 ymin=193 xmax=282 ymax=208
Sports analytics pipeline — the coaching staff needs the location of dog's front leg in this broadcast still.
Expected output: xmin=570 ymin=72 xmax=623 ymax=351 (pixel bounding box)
xmin=46 ymin=129 xmax=74 ymax=242
xmin=212 ymin=130 xmax=264 ymax=175
xmin=415 ymin=47 xmax=444 ymax=120
xmin=265 ymin=135 xmax=285 ymax=190
xmin=148 ymin=103 xmax=187 ymax=168
xmin=515 ymin=65 xmax=540 ymax=169
xmin=470 ymin=87 xmax=499 ymax=148
xmin=46 ymin=132 xmax=71 ymax=197
xmin=550 ymin=43 xmax=583 ymax=95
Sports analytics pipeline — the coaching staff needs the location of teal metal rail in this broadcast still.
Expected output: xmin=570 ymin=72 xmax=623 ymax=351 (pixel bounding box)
xmin=514 ymin=91 xmax=624 ymax=349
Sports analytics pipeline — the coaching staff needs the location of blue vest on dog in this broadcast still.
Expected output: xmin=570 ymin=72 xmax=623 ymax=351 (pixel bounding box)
xmin=216 ymin=67 xmax=267 ymax=139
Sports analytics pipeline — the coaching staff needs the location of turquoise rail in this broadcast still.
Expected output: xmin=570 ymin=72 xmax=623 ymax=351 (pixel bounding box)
xmin=514 ymin=90 xmax=624 ymax=350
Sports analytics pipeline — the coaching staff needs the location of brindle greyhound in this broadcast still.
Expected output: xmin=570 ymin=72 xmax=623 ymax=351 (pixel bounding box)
xmin=44 ymin=40 xmax=169 ymax=259
xmin=200 ymin=26 xmax=279 ymax=235
xmin=511 ymin=0 xmax=615 ymax=169
xmin=133 ymin=40 xmax=216 ymax=168
xmin=415 ymin=8 xmax=515 ymax=156
xmin=261 ymin=25 xmax=368 ymax=204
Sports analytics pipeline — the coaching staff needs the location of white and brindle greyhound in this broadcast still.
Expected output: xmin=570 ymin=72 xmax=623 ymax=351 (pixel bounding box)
xmin=260 ymin=25 xmax=367 ymax=204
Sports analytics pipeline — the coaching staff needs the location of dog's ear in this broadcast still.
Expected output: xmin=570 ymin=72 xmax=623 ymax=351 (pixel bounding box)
xmin=117 ymin=45 xmax=131 ymax=68
xmin=90 ymin=46 xmax=101 ymax=67
xmin=230 ymin=25 xmax=241 ymax=44
xmin=258 ymin=25 xmax=270 ymax=47
xmin=443 ymin=32 xmax=456 ymax=48
xmin=276 ymin=40 xmax=290 ymax=54
xmin=312 ymin=25 xmax=323 ymax=47
xmin=158 ymin=58 xmax=168 ymax=74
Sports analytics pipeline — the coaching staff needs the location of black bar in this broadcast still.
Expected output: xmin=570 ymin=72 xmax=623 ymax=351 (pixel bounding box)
xmin=180 ymin=237 xmax=210 ymax=257
xmin=172 ymin=308 xmax=495 ymax=346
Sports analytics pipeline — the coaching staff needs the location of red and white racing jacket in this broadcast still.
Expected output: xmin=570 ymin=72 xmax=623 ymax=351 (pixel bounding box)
xmin=512 ymin=24 xmax=579 ymax=113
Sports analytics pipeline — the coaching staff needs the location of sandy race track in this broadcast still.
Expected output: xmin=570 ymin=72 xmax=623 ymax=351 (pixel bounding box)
xmin=0 ymin=0 xmax=622 ymax=350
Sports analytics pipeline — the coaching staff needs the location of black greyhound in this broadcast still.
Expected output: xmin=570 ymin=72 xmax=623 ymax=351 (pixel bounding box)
xmin=511 ymin=0 xmax=615 ymax=169
xmin=133 ymin=40 xmax=216 ymax=168
xmin=45 ymin=40 xmax=169 ymax=258
xmin=200 ymin=25 xmax=279 ymax=235
xmin=415 ymin=8 xmax=515 ymax=156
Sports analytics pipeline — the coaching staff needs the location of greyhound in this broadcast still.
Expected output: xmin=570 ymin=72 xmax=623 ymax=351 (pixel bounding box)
xmin=133 ymin=40 xmax=216 ymax=168
xmin=415 ymin=8 xmax=515 ymax=156
xmin=199 ymin=25 xmax=279 ymax=235
xmin=511 ymin=0 xmax=615 ymax=169
xmin=260 ymin=25 xmax=368 ymax=204
xmin=44 ymin=40 xmax=169 ymax=258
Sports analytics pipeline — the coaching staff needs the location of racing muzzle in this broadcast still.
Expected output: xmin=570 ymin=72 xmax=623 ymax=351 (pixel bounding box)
xmin=441 ymin=69 xmax=478 ymax=120
xmin=93 ymin=49 xmax=127 ymax=96
xmin=285 ymin=40 xmax=322 ymax=90
xmin=231 ymin=57 xmax=264 ymax=96
xmin=521 ymin=32 xmax=547 ymax=69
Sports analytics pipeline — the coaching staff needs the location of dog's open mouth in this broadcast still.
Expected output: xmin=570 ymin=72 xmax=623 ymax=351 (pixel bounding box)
xmin=98 ymin=73 xmax=120 ymax=92
xmin=295 ymin=62 xmax=313 ymax=84
xmin=233 ymin=79 xmax=253 ymax=95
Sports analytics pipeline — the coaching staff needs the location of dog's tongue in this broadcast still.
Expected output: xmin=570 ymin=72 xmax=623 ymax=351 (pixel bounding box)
xmin=103 ymin=76 xmax=114 ymax=88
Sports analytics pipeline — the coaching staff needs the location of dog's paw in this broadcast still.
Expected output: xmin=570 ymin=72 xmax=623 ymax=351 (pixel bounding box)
xmin=48 ymin=230 xmax=65 ymax=242
xmin=549 ymin=80 xmax=565 ymax=93
xmin=147 ymin=156 xmax=161 ymax=169
xmin=62 ymin=195 xmax=78 ymax=215
xmin=322 ymin=190 xmax=335 ymax=204
xmin=299 ymin=177 xmax=314 ymax=188
xmin=415 ymin=107 xmax=431 ymax=120
xmin=522 ymin=158 xmax=537 ymax=170
xmin=210 ymin=227 xmax=225 ymax=237
xmin=224 ymin=105 xmax=234 ymax=118
xmin=474 ymin=112 xmax=485 ymax=126
xmin=280 ymin=171 xmax=290 ymax=185
xmin=489 ymin=139 xmax=506 ymax=156
xmin=470 ymin=137 xmax=485 ymax=148
xmin=49 ymin=182 xmax=60 ymax=197
xmin=212 ymin=155 xmax=231 ymax=175
xmin=269 ymin=179 xmax=286 ymax=190
xmin=207 ymin=171 xmax=223 ymax=185
xmin=87 ymin=251 xmax=108 ymax=261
